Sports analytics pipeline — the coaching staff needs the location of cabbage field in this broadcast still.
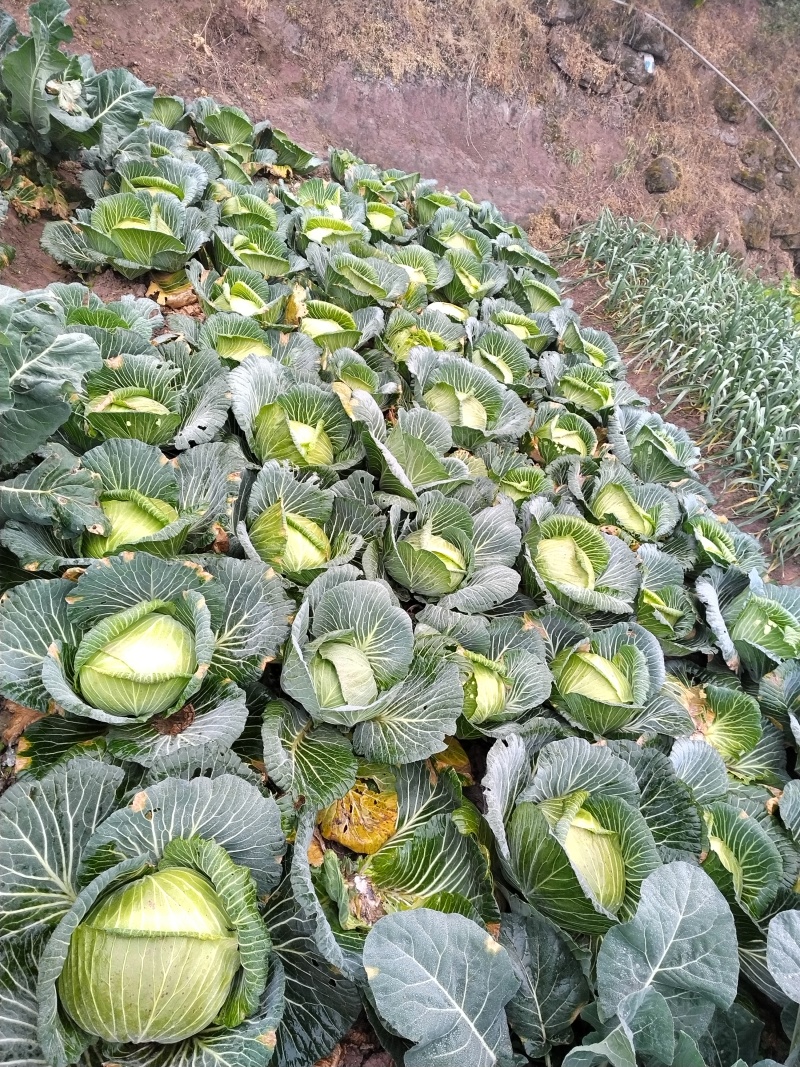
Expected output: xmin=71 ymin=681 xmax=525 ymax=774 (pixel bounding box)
xmin=3 ymin=4 xmax=800 ymax=1067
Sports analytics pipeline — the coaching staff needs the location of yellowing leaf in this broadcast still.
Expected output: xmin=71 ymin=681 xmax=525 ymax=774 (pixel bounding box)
xmin=319 ymin=782 xmax=398 ymax=854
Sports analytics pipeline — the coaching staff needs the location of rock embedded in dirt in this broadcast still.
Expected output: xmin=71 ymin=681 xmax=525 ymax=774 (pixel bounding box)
xmin=731 ymin=166 xmax=767 ymax=192
xmin=621 ymin=81 xmax=647 ymax=107
xmin=713 ymin=83 xmax=748 ymax=124
xmin=774 ymin=144 xmax=796 ymax=174
xmin=777 ymin=170 xmax=798 ymax=193
xmin=644 ymin=155 xmax=681 ymax=194
xmin=740 ymin=135 xmax=774 ymax=172
xmin=772 ymin=208 xmax=800 ymax=238
xmin=773 ymin=208 xmax=800 ymax=251
xmin=547 ymin=26 xmax=616 ymax=95
xmin=623 ymin=12 xmax=669 ymax=61
xmin=739 ymin=203 xmax=772 ymax=250
xmin=598 ymin=39 xmax=655 ymax=86
xmin=696 ymin=217 xmax=747 ymax=261
xmin=533 ymin=0 xmax=588 ymax=24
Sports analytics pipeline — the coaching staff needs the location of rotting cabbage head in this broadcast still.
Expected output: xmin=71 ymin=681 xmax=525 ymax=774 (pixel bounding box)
xmin=296 ymin=761 xmax=497 ymax=951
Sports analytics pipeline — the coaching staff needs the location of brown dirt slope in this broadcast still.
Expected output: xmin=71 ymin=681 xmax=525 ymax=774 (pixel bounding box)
xmin=2 ymin=0 xmax=798 ymax=285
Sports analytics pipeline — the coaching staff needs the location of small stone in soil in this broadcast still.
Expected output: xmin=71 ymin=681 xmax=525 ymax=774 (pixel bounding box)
xmin=644 ymin=155 xmax=681 ymax=194
xmin=739 ymin=203 xmax=773 ymax=250
xmin=533 ymin=0 xmax=588 ymax=24
xmin=623 ymin=12 xmax=669 ymax=61
xmin=731 ymin=166 xmax=767 ymax=193
xmin=598 ymin=39 xmax=655 ymax=86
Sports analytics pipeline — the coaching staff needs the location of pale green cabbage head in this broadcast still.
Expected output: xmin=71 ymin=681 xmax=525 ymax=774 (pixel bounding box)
xmin=562 ymin=808 xmax=625 ymax=913
xmin=401 ymin=525 xmax=467 ymax=594
xmin=535 ymin=535 xmax=596 ymax=591
xmin=77 ymin=609 xmax=196 ymax=718
xmin=249 ymin=506 xmax=332 ymax=575
xmin=58 ymin=867 xmax=239 ymax=1044
xmin=82 ymin=494 xmax=179 ymax=557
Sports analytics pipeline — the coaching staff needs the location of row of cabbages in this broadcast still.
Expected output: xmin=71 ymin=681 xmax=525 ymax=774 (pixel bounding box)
xmin=1 ymin=23 xmax=800 ymax=1066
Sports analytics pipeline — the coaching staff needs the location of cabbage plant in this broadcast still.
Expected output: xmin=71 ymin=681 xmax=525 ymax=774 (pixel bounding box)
xmin=549 ymin=621 xmax=690 ymax=737
xmin=485 ymin=737 xmax=661 ymax=933
xmin=382 ymin=306 xmax=464 ymax=361
xmin=0 ymin=552 xmax=290 ymax=765
xmin=635 ymin=544 xmax=701 ymax=655
xmin=43 ymin=191 xmax=216 ymax=277
xmin=585 ymin=459 xmax=680 ymax=541
xmin=191 ymin=263 xmax=291 ymax=326
xmin=469 ymin=442 xmax=550 ymax=503
xmin=416 ymin=606 xmax=553 ymax=733
xmin=281 ymin=568 xmax=463 ymax=762
xmin=0 ymin=439 xmax=241 ymax=571
xmin=0 ymin=287 xmax=103 ymax=467
xmin=360 ymin=406 xmax=474 ymax=504
xmin=409 ymin=348 xmax=530 ymax=447
xmin=190 ymin=99 xmax=279 ymax=183
xmin=84 ymin=155 xmax=210 ymax=204
xmin=239 ymin=461 xmax=383 ymax=583
xmin=702 ymin=568 xmax=800 ymax=679
xmin=230 ymin=356 xmax=360 ymax=468
xmin=522 ymin=499 xmax=640 ymax=616
xmin=382 ymin=491 xmax=521 ymax=612
xmin=531 ymin=403 xmax=598 ymax=465
xmin=609 ymin=406 xmax=700 ymax=484
xmin=0 ymin=759 xmax=363 ymax=1067
xmin=4 ymin=23 xmax=800 ymax=1064
xmin=67 ymin=342 xmax=230 ymax=451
